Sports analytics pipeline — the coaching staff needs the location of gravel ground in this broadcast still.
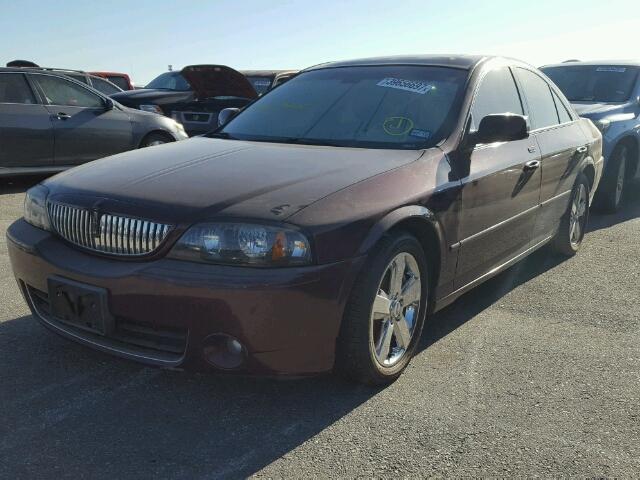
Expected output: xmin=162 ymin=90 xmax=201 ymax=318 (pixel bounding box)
xmin=0 ymin=176 xmax=638 ymax=479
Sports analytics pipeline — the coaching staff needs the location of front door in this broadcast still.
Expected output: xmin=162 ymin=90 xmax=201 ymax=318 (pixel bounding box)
xmin=29 ymin=73 xmax=133 ymax=166
xmin=454 ymin=66 xmax=542 ymax=289
xmin=0 ymin=72 xmax=54 ymax=168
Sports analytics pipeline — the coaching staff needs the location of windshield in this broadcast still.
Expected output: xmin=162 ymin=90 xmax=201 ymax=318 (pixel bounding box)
xmin=246 ymin=76 xmax=273 ymax=95
xmin=219 ymin=65 xmax=468 ymax=149
xmin=542 ymin=65 xmax=640 ymax=103
xmin=145 ymin=71 xmax=191 ymax=91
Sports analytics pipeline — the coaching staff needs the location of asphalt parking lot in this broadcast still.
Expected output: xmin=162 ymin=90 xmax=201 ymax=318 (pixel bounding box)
xmin=0 ymin=176 xmax=638 ymax=479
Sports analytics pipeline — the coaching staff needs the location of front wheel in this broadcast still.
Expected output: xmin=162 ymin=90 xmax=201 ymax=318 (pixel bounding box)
xmin=594 ymin=145 xmax=628 ymax=213
xmin=140 ymin=132 xmax=173 ymax=148
xmin=336 ymin=233 xmax=428 ymax=385
xmin=551 ymin=173 xmax=590 ymax=256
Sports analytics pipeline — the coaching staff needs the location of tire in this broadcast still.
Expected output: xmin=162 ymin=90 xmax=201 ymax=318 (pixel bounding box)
xmin=551 ymin=172 xmax=590 ymax=256
xmin=140 ymin=132 xmax=173 ymax=148
xmin=335 ymin=232 xmax=429 ymax=385
xmin=594 ymin=144 xmax=628 ymax=213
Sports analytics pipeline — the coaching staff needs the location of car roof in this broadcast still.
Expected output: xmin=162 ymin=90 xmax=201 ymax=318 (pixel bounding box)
xmin=241 ymin=70 xmax=295 ymax=77
xmin=305 ymin=54 xmax=489 ymax=71
xmin=541 ymin=60 xmax=640 ymax=68
xmin=0 ymin=66 xmax=82 ymax=77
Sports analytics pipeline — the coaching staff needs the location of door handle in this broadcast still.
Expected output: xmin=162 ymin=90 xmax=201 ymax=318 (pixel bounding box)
xmin=524 ymin=160 xmax=541 ymax=171
xmin=56 ymin=112 xmax=71 ymax=120
xmin=576 ymin=146 xmax=588 ymax=154
xmin=527 ymin=145 xmax=537 ymax=153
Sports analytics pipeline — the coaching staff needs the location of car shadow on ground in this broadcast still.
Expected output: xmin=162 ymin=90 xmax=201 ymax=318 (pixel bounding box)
xmin=0 ymin=248 xmax=569 ymax=479
xmin=0 ymin=174 xmax=51 ymax=195
xmin=588 ymin=180 xmax=640 ymax=233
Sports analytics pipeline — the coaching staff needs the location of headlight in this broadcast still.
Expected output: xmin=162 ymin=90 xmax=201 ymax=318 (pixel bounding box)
xmin=594 ymin=119 xmax=611 ymax=133
xmin=139 ymin=104 xmax=164 ymax=115
xmin=23 ymin=185 xmax=51 ymax=231
xmin=168 ymin=223 xmax=312 ymax=267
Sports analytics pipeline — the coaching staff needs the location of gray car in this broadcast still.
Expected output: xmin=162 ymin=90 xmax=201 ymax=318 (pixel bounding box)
xmin=0 ymin=68 xmax=188 ymax=177
xmin=541 ymin=61 xmax=640 ymax=212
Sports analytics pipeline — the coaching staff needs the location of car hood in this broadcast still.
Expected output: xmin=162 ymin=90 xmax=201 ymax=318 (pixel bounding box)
xmin=44 ymin=138 xmax=424 ymax=225
xmin=181 ymin=65 xmax=258 ymax=100
xmin=110 ymin=89 xmax=193 ymax=105
xmin=571 ymin=101 xmax=629 ymax=119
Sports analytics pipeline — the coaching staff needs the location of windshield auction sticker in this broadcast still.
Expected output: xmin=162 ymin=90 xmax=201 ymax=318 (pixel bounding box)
xmin=377 ymin=78 xmax=435 ymax=94
xmin=596 ymin=67 xmax=626 ymax=73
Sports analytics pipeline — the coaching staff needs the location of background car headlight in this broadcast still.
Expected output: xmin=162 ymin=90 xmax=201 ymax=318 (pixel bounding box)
xmin=168 ymin=223 xmax=312 ymax=266
xmin=139 ymin=104 xmax=164 ymax=115
xmin=23 ymin=185 xmax=51 ymax=231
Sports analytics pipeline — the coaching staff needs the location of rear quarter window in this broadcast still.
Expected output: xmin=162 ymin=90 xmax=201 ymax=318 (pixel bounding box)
xmin=515 ymin=68 xmax=560 ymax=130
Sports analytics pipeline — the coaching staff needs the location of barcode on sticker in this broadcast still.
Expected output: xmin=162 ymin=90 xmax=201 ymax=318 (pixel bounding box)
xmin=596 ymin=67 xmax=626 ymax=73
xmin=377 ymin=78 xmax=435 ymax=95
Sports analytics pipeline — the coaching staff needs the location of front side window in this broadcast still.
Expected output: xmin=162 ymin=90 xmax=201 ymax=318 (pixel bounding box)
xmin=471 ymin=67 xmax=523 ymax=130
xmin=542 ymin=65 xmax=640 ymax=103
xmin=146 ymin=72 xmax=191 ymax=91
xmin=515 ymin=68 xmax=559 ymax=130
xmin=0 ymin=73 xmax=36 ymax=104
xmin=220 ymin=65 xmax=468 ymax=149
xmin=32 ymin=74 xmax=104 ymax=108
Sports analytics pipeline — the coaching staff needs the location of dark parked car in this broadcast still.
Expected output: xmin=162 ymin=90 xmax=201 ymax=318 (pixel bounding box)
xmin=110 ymin=65 xmax=258 ymax=136
xmin=541 ymin=61 xmax=640 ymax=212
xmin=0 ymin=68 xmax=188 ymax=177
xmin=242 ymin=70 xmax=298 ymax=95
xmin=8 ymin=55 xmax=602 ymax=384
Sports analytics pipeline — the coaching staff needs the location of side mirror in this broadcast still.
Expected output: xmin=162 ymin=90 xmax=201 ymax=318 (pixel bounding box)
xmin=218 ymin=108 xmax=240 ymax=127
xmin=104 ymin=98 xmax=114 ymax=111
xmin=475 ymin=113 xmax=529 ymax=144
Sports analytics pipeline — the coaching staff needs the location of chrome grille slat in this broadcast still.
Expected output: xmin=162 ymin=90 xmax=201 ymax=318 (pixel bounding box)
xmin=47 ymin=202 xmax=171 ymax=257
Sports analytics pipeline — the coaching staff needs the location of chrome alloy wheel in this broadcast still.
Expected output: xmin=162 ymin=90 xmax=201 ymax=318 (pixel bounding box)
xmin=569 ymin=183 xmax=588 ymax=247
xmin=147 ymin=140 xmax=167 ymax=147
xmin=369 ymin=252 xmax=422 ymax=367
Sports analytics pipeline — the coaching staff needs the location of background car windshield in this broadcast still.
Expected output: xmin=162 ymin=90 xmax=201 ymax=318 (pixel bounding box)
xmin=221 ymin=66 xmax=468 ymax=149
xmin=246 ymin=76 xmax=273 ymax=95
xmin=145 ymin=72 xmax=191 ymax=91
xmin=542 ymin=65 xmax=640 ymax=103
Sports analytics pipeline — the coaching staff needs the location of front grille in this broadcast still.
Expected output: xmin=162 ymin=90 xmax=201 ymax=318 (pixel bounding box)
xmin=26 ymin=284 xmax=188 ymax=360
xmin=47 ymin=202 xmax=171 ymax=256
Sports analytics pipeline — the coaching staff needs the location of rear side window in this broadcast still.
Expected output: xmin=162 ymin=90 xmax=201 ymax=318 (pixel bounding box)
xmin=516 ymin=68 xmax=560 ymax=130
xmin=90 ymin=76 xmax=121 ymax=95
xmin=552 ymin=90 xmax=572 ymax=123
xmin=471 ymin=67 xmax=523 ymax=130
xmin=0 ymin=73 xmax=36 ymax=104
xmin=31 ymin=74 xmax=104 ymax=108
xmin=106 ymin=76 xmax=129 ymax=90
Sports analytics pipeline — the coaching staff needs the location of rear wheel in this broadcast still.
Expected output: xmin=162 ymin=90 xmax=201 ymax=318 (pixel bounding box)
xmin=594 ymin=144 xmax=628 ymax=213
xmin=551 ymin=173 xmax=590 ymax=256
xmin=140 ymin=132 xmax=173 ymax=148
xmin=336 ymin=233 xmax=428 ymax=385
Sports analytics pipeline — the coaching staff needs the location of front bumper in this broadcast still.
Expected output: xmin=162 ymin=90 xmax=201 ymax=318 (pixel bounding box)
xmin=7 ymin=219 xmax=363 ymax=376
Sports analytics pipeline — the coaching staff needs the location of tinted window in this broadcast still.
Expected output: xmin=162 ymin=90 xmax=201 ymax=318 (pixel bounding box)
xmin=66 ymin=73 xmax=89 ymax=85
xmin=542 ymin=65 xmax=640 ymax=103
xmin=106 ymin=76 xmax=129 ymax=90
xmin=0 ymin=73 xmax=36 ymax=104
xmin=471 ymin=67 xmax=523 ymax=129
xmin=90 ymin=76 xmax=122 ymax=95
xmin=32 ymin=75 xmax=103 ymax=108
xmin=552 ymin=90 xmax=572 ymax=123
xmin=221 ymin=66 xmax=468 ymax=150
xmin=146 ymin=72 xmax=191 ymax=91
xmin=516 ymin=68 xmax=559 ymax=130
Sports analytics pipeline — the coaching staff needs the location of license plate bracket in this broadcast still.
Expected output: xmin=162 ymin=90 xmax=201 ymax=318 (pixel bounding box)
xmin=47 ymin=276 xmax=114 ymax=335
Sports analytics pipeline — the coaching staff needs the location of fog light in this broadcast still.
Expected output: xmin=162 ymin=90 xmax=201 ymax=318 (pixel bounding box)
xmin=203 ymin=334 xmax=246 ymax=369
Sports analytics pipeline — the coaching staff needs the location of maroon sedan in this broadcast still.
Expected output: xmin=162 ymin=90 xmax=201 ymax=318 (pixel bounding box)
xmin=7 ymin=55 xmax=603 ymax=384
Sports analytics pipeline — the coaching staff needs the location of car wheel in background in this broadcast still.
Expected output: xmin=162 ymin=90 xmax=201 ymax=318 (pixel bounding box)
xmin=336 ymin=232 xmax=428 ymax=385
xmin=594 ymin=144 xmax=628 ymax=213
xmin=552 ymin=173 xmax=590 ymax=257
xmin=140 ymin=132 xmax=173 ymax=148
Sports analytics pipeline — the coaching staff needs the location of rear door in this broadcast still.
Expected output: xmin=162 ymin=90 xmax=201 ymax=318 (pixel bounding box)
xmin=514 ymin=68 xmax=588 ymax=243
xmin=0 ymin=72 xmax=54 ymax=168
xmin=455 ymin=66 xmax=542 ymax=289
xmin=29 ymin=73 xmax=134 ymax=165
